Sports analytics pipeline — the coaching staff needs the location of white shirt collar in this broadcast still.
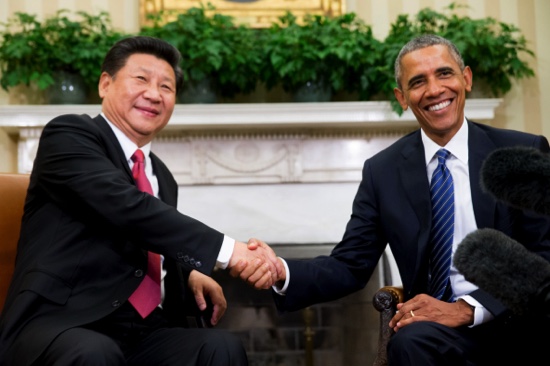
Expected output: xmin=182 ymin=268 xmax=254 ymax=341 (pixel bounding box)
xmin=101 ymin=113 xmax=152 ymax=163
xmin=421 ymin=117 xmax=469 ymax=166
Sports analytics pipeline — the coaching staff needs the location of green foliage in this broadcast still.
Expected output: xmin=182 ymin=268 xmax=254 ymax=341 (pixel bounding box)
xmin=0 ymin=10 xmax=125 ymax=92
xmin=261 ymin=11 xmax=382 ymax=99
xmin=381 ymin=3 xmax=535 ymax=113
xmin=140 ymin=4 xmax=262 ymax=98
xmin=0 ymin=3 xmax=536 ymax=106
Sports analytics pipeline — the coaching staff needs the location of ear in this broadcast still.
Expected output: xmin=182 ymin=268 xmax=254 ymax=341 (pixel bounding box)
xmin=463 ymin=66 xmax=473 ymax=93
xmin=393 ymin=87 xmax=408 ymax=110
xmin=98 ymin=72 xmax=111 ymax=99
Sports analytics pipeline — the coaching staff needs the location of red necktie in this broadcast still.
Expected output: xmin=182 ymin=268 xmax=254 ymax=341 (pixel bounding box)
xmin=127 ymin=149 xmax=161 ymax=318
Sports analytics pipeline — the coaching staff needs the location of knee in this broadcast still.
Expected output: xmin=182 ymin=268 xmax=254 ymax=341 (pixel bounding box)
xmin=45 ymin=329 xmax=125 ymax=366
xmin=388 ymin=322 xmax=433 ymax=354
xmin=74 ymin=335 xmax=124 ymax=364
xmin=197 ymin=330 xmax=247 ymax=365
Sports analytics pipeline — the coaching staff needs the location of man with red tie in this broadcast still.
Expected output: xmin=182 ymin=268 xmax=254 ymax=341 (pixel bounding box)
xmin=0 ymin=36 xmax=280 ymax=366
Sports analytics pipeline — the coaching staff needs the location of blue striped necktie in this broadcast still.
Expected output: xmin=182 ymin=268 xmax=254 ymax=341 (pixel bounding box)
xmin=428 ymin=149 xmax=454 ymax=301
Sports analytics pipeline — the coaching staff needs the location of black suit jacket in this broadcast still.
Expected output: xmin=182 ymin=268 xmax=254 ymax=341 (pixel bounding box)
xmin=275 ymin=121 xmax=550 ymax=316
xmin=0 ymin=114 xmax=224 ymax=366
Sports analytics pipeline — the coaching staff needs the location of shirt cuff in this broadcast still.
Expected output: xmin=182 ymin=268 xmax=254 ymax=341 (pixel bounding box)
xmin=216 ymin=235 xmax=235 ymax=270
xmin=459 ymin=294 xmax=494 ymax=327
xmin=272 ymin=257 xmax=290 ymax=295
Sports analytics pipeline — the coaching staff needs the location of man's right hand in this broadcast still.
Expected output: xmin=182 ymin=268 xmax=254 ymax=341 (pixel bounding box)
xmin=227 ymin=239 xmax=285 ymax=289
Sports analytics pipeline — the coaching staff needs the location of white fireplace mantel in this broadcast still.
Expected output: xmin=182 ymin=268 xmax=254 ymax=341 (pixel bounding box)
xmin=0 ymin=99 xmax=501 ymax=132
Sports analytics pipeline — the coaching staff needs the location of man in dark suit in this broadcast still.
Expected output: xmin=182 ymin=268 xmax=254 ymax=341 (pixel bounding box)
xmin=243 ymin=35 xmax=550 ymax=365
xmin=0 ymin=36 xmax=280 ymax=366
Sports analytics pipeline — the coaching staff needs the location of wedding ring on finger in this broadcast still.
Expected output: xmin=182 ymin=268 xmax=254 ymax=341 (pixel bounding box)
xmin=410 ymin=310 xmax=415 ymax=317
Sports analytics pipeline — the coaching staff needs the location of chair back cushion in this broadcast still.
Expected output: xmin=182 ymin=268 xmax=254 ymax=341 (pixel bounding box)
xmin=0 ymin=174 xmax=29 ymax=312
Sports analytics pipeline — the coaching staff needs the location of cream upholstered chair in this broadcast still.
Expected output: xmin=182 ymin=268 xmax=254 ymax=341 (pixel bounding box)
xmin=0 ymin=173 xmax=29 ymax=313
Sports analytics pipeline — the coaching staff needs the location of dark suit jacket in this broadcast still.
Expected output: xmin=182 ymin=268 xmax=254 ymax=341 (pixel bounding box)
xmin=275 ymin=120 xmax=550 ymax=316
xmin=0 ymin=114 xmax=224 ymax=366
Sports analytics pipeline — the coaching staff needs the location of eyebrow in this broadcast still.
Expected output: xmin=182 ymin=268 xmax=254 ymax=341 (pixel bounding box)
xmin=407 ymin=74 xmax=424 ymax=89
xmin=406 ymin=66 xmax=455 ymax=89
xmin=136 ymin=66 xmax=175 ymax=85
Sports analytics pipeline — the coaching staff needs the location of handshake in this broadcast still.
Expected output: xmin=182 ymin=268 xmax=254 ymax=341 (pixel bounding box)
xmin=228 ymin=238 xmax=286 ymax=290
xmin=188 ymin=238 xmax=284 ymax=326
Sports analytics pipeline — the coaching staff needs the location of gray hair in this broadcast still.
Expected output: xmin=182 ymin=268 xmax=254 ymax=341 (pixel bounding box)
xmin=394 ymin=34 xmax=465 ymax=89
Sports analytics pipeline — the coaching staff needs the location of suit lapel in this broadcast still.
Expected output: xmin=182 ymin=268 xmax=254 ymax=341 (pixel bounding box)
xmin=93 ymin=114 xmax=134 ymax=180
xmin=150 ymin=154 xmax=177 ymax=206
xmin=467 ymin=121 xmax=497 ymax=228
xmin=399 ymin=132 xmax=433 ymax=284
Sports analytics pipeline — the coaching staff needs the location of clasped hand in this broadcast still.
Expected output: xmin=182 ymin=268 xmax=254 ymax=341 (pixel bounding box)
xmin=186 ymin=238 xmax=284 ymax=326
xmin=227 ymin=238 xmax=285 ymax=289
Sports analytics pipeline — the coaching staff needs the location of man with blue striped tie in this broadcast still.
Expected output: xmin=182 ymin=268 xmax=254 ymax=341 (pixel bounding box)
xmin=238 ymin=34 xmax=550 ymax=365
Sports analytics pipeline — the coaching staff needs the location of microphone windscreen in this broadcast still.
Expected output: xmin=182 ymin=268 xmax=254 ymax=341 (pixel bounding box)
xmin=454 ymin=228 xmax=550 ymax=316
xmin=481 ymin=146 xmax=550 ymax=216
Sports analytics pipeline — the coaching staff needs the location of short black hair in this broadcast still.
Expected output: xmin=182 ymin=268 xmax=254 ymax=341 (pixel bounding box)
xmin=101 ymin=36 xmax=183 ymax=92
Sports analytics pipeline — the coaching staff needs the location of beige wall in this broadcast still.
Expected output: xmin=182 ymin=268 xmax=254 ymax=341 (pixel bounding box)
xmin=1 ymin=0 xmax=549 ymax=172
xmin=346 ymin=0 xmax=550 ymax=137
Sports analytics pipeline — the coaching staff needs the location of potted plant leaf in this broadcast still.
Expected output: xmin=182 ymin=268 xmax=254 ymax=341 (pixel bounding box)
xmin=260 ymin=11 xmax=382 ymax=102
xmin=0 ymin=10 xmax=125 ymax=104
xmin=380 ymin=3 xmax=536 ymax=114
xmin=140 ymin=4 xmax=263 ymax=103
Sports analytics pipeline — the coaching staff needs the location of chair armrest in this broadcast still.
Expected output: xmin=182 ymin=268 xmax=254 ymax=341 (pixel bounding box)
xmin=372 ymin=286 xmax=404 ymax=366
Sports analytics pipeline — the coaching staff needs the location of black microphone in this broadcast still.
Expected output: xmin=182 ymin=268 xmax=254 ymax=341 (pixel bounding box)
xmin=454 ymin=228 xmax=550 ymax=317
xmin=481 ymin=146 xmax=550 ymax=216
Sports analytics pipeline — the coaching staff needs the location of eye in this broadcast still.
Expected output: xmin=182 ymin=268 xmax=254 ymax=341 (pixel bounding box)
xmin=161 ymin=83 xmax=174 ymax=92
xmin=409 ymin=79 xmax=424 ymax=89
xmin=438 ymin=70 xmax=454 ymax=78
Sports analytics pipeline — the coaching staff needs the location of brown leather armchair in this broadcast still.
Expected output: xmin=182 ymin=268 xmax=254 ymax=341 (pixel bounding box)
xmin=0 ymin=173 xmax=29 ymax=313
xmin=372 ymin=285 xmax=404 ymax=366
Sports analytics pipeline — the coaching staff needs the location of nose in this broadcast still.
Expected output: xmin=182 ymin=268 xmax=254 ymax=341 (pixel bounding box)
xmin=143 ymin=85 xmax=161 ymax=101
xmin=425 ymin=77 xmax=445 ymax=97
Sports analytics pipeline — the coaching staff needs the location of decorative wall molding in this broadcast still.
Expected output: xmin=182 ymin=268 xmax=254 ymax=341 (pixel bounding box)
xmin=0 ymin=100 xmax=502 ymax=180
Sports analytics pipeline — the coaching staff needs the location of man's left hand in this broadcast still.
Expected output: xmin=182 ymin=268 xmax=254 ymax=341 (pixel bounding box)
xmin=389 ymin=294 xmax=475 ymax=332
xmin=188 ymin=270 xmax=227 ymax=326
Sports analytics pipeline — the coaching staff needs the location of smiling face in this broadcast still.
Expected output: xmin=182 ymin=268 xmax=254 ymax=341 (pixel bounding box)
xmin=99 ymin=53 xmax=177 ymax=147
xmin=393 ymin=44 xmax=472 ymax=146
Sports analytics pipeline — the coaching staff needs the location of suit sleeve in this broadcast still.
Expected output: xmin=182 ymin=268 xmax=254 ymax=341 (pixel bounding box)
xmin=274 ymin=159 xmax=387 ymax=312
xmin=32 ymin=114 xmax=224 ymax=274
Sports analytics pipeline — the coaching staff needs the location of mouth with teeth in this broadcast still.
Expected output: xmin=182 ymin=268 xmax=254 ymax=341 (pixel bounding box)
xmin=427 ymin=99 xmax=451 ymax=112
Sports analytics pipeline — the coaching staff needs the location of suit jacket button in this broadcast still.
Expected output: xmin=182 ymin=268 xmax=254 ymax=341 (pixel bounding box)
xmin=195 ymin=261 xmax=202 ymax=268
xmin=183 ymin=255 xmax=190 ymax=262
xmin=112 ymin=300 xmax=121 ymax=308
xmin=134 ymin=269 xmax=144 ymax=277
xmin=177 ymin=252 xmax=184 ymax=259
xmin=190 ymin=258 xmax=196 ymax=265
